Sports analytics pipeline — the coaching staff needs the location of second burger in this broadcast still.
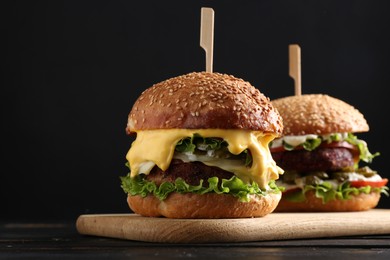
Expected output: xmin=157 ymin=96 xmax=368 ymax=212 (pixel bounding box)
xmin=270 ymin=94 xmax=388 ymax=212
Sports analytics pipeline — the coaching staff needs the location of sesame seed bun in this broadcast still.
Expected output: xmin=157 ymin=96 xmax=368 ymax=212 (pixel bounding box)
xmin=271 ymin=94 xmax=369 ymax=135
xmin=127 ymin=192 xmax=282 ymax=218
xmin=127 ymin=71 xmax=283 ymax=136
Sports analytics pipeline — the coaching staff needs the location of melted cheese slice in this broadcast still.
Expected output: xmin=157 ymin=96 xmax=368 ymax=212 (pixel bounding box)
xmin=126 ymin=129 xmax=283 ymax=190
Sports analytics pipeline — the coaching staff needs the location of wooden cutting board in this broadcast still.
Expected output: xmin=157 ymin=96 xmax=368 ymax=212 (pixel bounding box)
xmin=76 ymin=209 xmax=390 ymax=243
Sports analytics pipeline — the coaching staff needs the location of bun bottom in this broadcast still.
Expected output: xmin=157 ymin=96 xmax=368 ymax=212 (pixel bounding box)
xmin=275 ymin=191 xmax=381 ymax=212
xmin=127 ymin=192 xmax=281 ymax=218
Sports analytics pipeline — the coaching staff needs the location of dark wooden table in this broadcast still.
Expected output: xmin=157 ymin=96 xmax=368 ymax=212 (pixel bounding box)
xmin=1 ymin=221 xmax=390 ymax=259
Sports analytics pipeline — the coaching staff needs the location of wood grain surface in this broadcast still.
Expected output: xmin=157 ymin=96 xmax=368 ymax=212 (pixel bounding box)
xmin=76 ymin=209 xmax=390 ymax=243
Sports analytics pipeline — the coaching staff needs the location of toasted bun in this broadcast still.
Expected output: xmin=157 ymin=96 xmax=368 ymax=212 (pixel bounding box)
xmin=271 ymin=94 xmax=369 ymax=135
xmin=127 ymin=192 xmax=282 ymax=218
xmin=275 ymin=191 xmax=381 ymax=212
xmin=127 ymin=72 xmax=283 ymax=136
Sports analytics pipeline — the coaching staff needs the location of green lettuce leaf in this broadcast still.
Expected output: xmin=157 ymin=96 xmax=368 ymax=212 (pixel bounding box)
xmin=281 ymin=137 xmax=322 ymax=151
xmin=120 ymin=174 xmax=282 ymax=202
xmin=175 ymin=137 xmax=196 ymax=153
xmin=282 ymin=181 xmax=389 ymax=203
xmin=302 ymin=137 xmax=322 ymax=151
xmin=174 ymin=133 xmax=252 ymax=167
xmin=344 ymin=133 xmax=380 ymax=163
xmin=175 ymin=134 xmax=226 ymax=153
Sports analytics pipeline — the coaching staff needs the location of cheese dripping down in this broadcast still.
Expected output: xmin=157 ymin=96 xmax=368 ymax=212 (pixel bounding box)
xmin=126 ymin=129 xmax=283 ymax=190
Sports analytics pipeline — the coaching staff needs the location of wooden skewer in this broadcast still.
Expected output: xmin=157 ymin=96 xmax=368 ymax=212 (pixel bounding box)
xmin=289 ymin=44 xmax=302 ymax=96
xmin=200 ymin=7 xmax=215 ymax=73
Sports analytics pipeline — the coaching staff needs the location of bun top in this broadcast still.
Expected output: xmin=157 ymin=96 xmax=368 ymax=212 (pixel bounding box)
xmin=127 ymin=72 xmax=283 ymax=135
xmin=271 ymin=94 xmax=369 ymax=135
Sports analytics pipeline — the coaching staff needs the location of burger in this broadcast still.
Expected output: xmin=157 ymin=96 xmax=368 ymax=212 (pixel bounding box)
xmin=270 ymin=94 xmax=388 ymax=212
xmin=120 ymin=71 xmax=284 ymax=218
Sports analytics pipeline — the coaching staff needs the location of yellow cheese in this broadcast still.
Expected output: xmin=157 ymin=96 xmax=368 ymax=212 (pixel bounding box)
xmin=126 ymin=129 xmax=283 ymax=190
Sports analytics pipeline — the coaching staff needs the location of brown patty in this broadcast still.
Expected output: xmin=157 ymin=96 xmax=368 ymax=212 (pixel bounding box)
xmin=145 ymin=159 xmax=234 ymax=186
xmin=272 ymin=147 xmax=355 ymax=173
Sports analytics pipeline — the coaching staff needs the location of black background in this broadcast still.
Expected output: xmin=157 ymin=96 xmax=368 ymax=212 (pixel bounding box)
xmin=2 ymin=0 xmax=389 ymax=221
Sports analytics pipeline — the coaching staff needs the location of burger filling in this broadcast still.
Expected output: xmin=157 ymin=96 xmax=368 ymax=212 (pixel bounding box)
xmin=270 ymin=133 xmax=388 ymax=203
xmin=121 ymin=130 xmax=284 ymax=202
